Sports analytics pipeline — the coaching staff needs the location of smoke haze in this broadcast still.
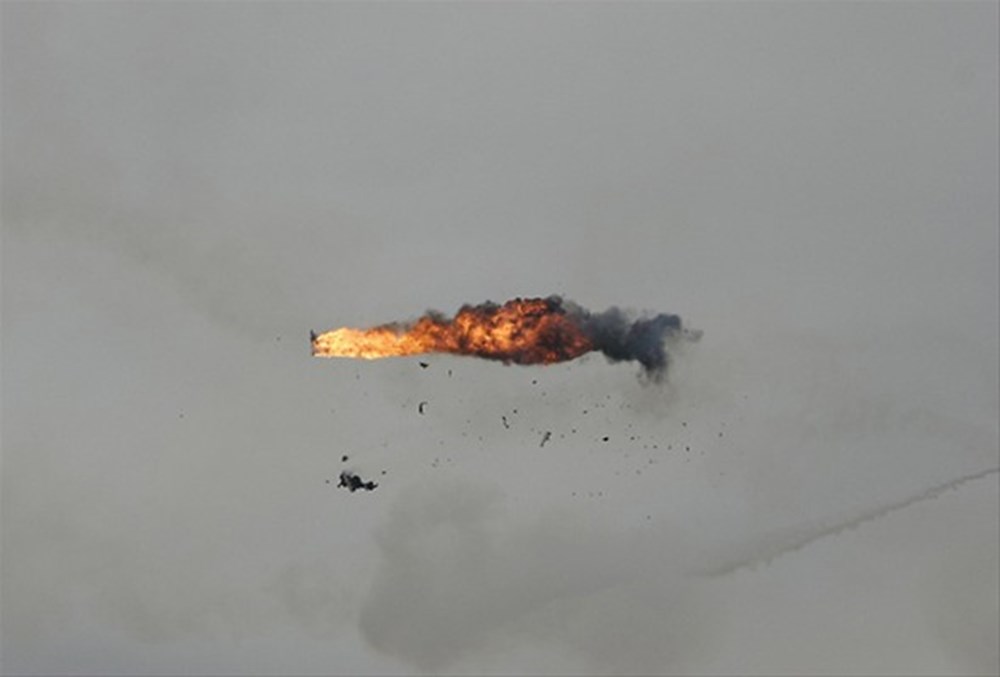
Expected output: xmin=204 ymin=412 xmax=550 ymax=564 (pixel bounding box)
xmin=3 ymin=2 xmax=997 ymax=676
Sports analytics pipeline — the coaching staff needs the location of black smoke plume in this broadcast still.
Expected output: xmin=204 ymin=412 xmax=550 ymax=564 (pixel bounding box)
xmin=558 ymin=297 xmax=696 ymax=380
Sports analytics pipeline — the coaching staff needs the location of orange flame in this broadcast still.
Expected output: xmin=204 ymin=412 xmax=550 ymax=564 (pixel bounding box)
xmin=312 ymin=297 xmax=593 ymax=365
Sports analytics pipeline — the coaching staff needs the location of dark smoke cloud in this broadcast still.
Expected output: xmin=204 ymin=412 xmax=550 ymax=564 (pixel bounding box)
xmin=558 ymin=296 xmax=693 ymax=380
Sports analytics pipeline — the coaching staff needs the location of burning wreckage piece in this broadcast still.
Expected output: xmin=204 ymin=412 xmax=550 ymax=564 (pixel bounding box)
xmin=337 ymin=471 xmax=378 ymax=493
xmin=311 ymin=296 xmax=699 ymax=379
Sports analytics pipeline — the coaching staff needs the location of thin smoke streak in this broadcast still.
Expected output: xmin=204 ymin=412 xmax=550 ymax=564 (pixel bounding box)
xmin=702 ymin=466 xmax=1000 ymax=577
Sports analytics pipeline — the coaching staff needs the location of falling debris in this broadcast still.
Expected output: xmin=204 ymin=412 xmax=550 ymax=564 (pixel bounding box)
xmin=419 ymin=362 xmax=430 ymax=369
xmin=418 ymin=401 xmax=428 ymax=414
xmin=502 ymin=415 xmax=510 ymax=429
xmin=311 ymin=296 xmax=698 ymax=379
xmin=337 ymin=471 xmax=378 ymax=493
xmin=602 ymin=436 xmax=610 ymax=442
xmin=341 ymin=455 xmax=349 ymax=463
xmin=540 ymin=431 xmax=552 ymax=448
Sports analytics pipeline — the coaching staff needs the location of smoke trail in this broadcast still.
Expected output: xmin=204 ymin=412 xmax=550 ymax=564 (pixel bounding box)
xmin=701 ymin=466 xmax=1000 ymax=578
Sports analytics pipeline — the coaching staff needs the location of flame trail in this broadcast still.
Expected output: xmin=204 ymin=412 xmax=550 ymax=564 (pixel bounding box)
xmin=311 ymin=296 xmax=698 ymax=378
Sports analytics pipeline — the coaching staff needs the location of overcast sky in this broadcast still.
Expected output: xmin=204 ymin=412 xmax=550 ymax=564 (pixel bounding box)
xmin=2 ymin=2 xmax=998 ymax=675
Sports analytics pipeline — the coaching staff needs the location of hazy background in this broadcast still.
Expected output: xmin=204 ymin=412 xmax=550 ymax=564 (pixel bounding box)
xmin=3 ymin=2 xmax=998 ymax=675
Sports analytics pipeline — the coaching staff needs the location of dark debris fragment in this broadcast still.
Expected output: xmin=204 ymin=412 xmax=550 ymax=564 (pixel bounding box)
xmin=540 ymin=431 xmax=552 ymax=448
xmin=419 ymin=362 xmax=430 ymax=369
xmin=418 ymin=401 xmax=428 ymax=414
xmin=338 ymin=471 xmax=378 ymax=492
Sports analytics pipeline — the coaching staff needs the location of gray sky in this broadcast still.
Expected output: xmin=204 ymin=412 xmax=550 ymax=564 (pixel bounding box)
xmin=2 ymin=2 xmax=998 ymax=675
